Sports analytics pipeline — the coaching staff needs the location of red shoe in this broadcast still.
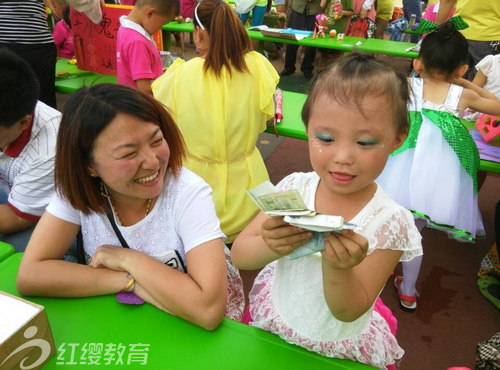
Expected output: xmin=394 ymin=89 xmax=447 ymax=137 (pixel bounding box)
xmin=394 ymin=276 xmax=418 ymax=312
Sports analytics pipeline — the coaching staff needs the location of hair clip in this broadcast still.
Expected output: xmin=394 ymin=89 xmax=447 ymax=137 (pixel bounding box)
xmin=415 ymin=16 xmax=469 ymax=35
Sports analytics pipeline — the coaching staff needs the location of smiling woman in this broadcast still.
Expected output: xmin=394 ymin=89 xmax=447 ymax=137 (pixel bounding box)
xmin=16 ymin=84 xmax=245 ymax=330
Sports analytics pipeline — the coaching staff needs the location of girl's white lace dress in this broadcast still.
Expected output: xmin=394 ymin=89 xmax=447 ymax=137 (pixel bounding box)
xmin=248 ymin=172 xmax=423 ymax=368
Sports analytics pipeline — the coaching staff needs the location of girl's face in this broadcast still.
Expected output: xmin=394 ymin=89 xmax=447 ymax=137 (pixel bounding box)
xmin=88 ymin=113 xmax=170 ymax=204
xmin=307 ymin=93 xmax=405 ymax=199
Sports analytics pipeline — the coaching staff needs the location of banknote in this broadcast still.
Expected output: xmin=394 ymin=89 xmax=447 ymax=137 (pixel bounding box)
xmin=247 ymin=181 xmax=315 ymax=216
xmin=284 ymin=215 xmax=361 ymax=232
xmin=288 ymin=232 xmax=326 ymax=260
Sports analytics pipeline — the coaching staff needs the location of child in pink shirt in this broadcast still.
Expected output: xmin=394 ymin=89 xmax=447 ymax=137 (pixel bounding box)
xmin=117 ymin=0 xmax=179 ymax=96
xmin=53 ymin=5 xmax=75 ymax=59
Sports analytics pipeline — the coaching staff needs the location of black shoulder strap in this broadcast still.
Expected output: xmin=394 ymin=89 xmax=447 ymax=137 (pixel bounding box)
xmin=76 ymin=230 xmax=86 ymax=265
xmin=75 ymin=212 xmax=130 ymax=265
xmin=107 ymin=211 xmax=131 ymax=249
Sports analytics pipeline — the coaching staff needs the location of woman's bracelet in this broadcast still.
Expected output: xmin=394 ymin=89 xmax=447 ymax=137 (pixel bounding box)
xmin=122 ymin=273 xmax=136 ymax=292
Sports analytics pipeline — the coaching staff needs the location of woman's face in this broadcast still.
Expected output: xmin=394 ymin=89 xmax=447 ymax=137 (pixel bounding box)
xmin=88 ymin=113 xmax=170 ymax=204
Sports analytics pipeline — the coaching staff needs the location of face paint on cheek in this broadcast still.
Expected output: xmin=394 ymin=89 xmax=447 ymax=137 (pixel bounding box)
xmin=309 ymin=136 xmax=324 ymax=153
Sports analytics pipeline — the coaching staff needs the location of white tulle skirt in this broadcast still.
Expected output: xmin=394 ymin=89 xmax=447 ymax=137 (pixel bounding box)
xmin=377 ymin=118 xmax=484 ymax=241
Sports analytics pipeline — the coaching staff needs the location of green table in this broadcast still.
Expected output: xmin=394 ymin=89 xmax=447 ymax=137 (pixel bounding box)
xmin=265 ymin=90 xmax=308 ymax=140
xmin=356 ymin=38 xmax=418 ymax=59
xmin=162 ymin=21 xmax=419 ymax=59
xmin=55 ymin=74 xmax=118 ymax=94
xmin=247 ymin=30 xmax=366 ymax=54
xmin=266 ymin=91 xmax=500 ymax=174
xmin=0 ymin=242 xmax=14 ymax=263
xmin=0 ymin=254 xmax=373 ymax=369
xmin=55 ymin=58 xmax=94 ymax=80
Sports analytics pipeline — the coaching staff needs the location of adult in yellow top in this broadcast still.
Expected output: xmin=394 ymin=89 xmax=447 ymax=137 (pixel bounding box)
xmin=153 ymin=0 xmax=279 ymax=244
xmin=437 ymin=0 xmax=500 ymax=79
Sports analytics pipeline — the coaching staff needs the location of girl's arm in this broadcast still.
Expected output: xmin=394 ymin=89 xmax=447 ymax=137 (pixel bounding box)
xmin=91 ymin=239 xmax=229 ymax=331
xmin=472 ymin=69 xmax=488 ymax=89
xmin=17 ymin=212 xmax=129 ymax=297
xmin=320 ymin=0 xmax=327 ymax=10
xmin=455 ymin=78 xmax=500 ymax=115
xmin=321 ymin=230 xmax=402 ymax=322
xmin=231 ymin=211 xmax=313 ymax=270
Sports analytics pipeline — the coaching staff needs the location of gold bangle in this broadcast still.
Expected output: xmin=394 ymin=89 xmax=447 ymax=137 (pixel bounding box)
xmin=122 ymin=275 xmax=136 ymax=292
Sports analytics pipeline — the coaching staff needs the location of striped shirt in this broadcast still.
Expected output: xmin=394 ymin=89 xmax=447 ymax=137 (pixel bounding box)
xmin=0 ymin=0 xmax=54 ymax=44
xmin=0 ymin=101 xmax=60 ymax=220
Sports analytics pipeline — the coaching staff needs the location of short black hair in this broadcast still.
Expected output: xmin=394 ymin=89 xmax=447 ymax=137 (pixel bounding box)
xmin=419 ymin=21 xmax=468 ymax=76
xmin=136 ymin=0 xmax=180 ymax=16
xmin=0 ymin=48 xmax=40 ymax=127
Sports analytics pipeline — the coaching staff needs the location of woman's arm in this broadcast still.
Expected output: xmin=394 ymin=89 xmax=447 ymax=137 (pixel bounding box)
xmin=91 ymin=238 xmax=229 ymax=330
xmin=321 ymin=230 xmax=402 ymax=322
xmin=17 ymin=212 xmax=129 ymax=297
xmin=231 ymin=211 xmax=313 ymax=270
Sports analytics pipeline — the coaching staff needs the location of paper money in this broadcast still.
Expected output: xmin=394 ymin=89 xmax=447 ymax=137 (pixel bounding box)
xmin=248 ymin=181 xmax=361 ymax=260
xmin=284 ymin=215 xmax=361 ymax=233
xmin=247 ymin=181 xmax=315 ymax=216
xmin=289 ymin=232 xmax=326 ymax=260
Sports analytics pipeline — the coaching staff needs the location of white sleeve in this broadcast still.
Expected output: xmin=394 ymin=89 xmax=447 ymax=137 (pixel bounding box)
xmin=46 ymin=192 xmax=82 ymax=226
xmin=362 ymin=0 xmax=374 ymax=11
xmin=173 ymin=177 xmax=225 ymax=254
xmin=475 ymin=54 xmax=494 ymax=76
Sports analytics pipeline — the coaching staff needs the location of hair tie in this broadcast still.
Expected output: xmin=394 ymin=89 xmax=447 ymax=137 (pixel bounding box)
xmin=415 ymin=16 xmax=469 ymax=35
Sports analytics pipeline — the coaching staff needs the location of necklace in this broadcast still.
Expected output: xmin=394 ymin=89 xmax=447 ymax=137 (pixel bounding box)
xmin=109 ymin=197 xmax=152 ymax=226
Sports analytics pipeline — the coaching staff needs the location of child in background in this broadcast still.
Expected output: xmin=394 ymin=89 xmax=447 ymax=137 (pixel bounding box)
xmin=420 ymin=1 xmax=455 ymax=39
xmin=53 ymin=5 xmax=75 ymax=59
xmin=318 ymin=0 xmax=353 ymax=68
xmin=463 ymin=54 xmax=500 ymax=121
xmin=117 ymin=0 xmax=179 ymax=95
xmin=473 ymin=54 xmax=500 ymax=99
xmin=231 ymin=52 xmax=423 ymax=369
xmin=239 ymin=0 xmax=269 ymax=27
xmin=377 ymin=19 xmax=500 ymax=312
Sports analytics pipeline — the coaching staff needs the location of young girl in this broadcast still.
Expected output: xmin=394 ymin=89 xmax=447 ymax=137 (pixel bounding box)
xmin=473 ymin=54 xmax=500 ymax=99
xmin=116 ymin=0 xmax=179 ymax=96
xmin=377 ymin=19 xmax=500 ymax=312
xmin=17 ymin=84 xmax=244 ymax=330
xmin=231 ymin=53 xmax=423 ymax=369
xmin=53 ymin=5 xmax=75 ymax=59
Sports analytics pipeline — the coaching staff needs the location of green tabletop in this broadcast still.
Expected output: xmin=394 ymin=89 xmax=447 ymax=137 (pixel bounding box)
xmin=55 ymin=74 xmax=118 ymax=94
xmin=0 ymin=242 xmax=14 ymax=263
xmin=0 ymin=254 xmax=373 ymax=369
xmin=265 ymin=90 xmax=307 ymax=140
xmin=356 ymin=38 xmax=419 ymax=59
xmin=162 ymin=21 xmax=416 ymax=59
xmin=267 ymin=91 xmax=500 ymax=174
xmin=55 ymin=58 xmax=94 ymax=80
xmin=248 ymin=30 xmax=365 ymax=52
xmin=162 ymin=21 xmax=194 ymax=33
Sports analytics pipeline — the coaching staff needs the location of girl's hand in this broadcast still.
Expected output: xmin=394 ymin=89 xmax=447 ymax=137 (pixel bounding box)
xmin=322 ymin=230 xmax=368 ymax=270
xmin=262 ymin=217 xmax=313 ymax=256
xmin=90 ymin=245 xmax=135 ymax=272
xmin=359 ymin=9 xmax=368 ymax=19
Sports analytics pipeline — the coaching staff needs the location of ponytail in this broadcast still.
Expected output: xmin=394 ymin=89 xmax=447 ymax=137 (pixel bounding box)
xmin=196 ymin=0 xmax=252 ymax=78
